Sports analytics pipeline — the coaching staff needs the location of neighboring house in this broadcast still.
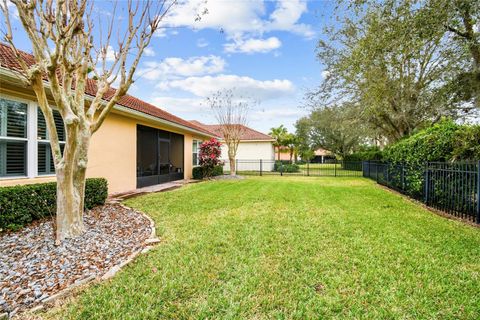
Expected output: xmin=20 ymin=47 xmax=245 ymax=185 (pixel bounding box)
xmin=275 ymin=146 xmax=292 ymax=161
xmin=312 ymin=148 xmax=334 ymax=163
xmin=276 ymin=147 xmax=334 ymax=163
xmin=190 ymin=121 xmax=275 ymax=170
xmin=0 ymin=44 xmax=216 ymax=194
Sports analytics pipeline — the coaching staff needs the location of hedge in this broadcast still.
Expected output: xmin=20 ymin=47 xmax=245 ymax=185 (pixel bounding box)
xmin=383 ymin=119 xmax=480 ymax=165
xmin=192 ymin=165 xmax=224 ymax=179
xmin=344 ymin=146 xmax=383 ymax=162
xmin=381 ymin=120 xmax=480 ymax=197
xmin=0 ymin=178 xmax=108 ymax=232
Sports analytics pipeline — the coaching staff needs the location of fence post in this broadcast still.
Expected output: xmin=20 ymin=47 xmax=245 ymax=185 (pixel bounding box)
xmin=260 ymin=159 xmax=263 ymax=176
xmin=236 ymin=159 xmax=238 ymax=175
xmin=307 ymin=161 xmax=310 ymax=176
xmin=376 ymin=162 xmax=379 ymax=182
xmin=424 ymin=163 xmax=429 ymax=205
xmin=280 ymin=162 xmax=283 ymax=176
xmin=334 ymin=159 xmax=337 ymax=177
xmin=477 ymin=160 xmax=480 ymax=224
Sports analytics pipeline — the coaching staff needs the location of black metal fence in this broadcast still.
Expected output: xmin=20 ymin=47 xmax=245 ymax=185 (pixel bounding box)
xmin=363 ymin=161 xmax=480 ymax=224
xmin=225 ymin=159 xmax=364 ymax=177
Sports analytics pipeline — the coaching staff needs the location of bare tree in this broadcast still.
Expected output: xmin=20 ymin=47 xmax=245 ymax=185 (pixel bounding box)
xmin=1 ymin=0 xmax=176 ymax=243
xmin=206 ymin=90 xmax=252 ymax=176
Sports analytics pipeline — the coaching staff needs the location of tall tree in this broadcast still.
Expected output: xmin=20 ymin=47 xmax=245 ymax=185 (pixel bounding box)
xmin=1 ymin=0 xmax=175 ymax=243
xmin=296 ymin=104 xmax=366 ymax=159
xmin=311 ymin=0 xmax=470 ymax=142
xmin=269 ymin=125 xmax=288 ymax=161
xmin=438 ymin=0 xmax=480 ymax=106
xmin=283 ymin=133 xmax=300 ymax=162
xmin=207 ymin=89 xmax=251 ymax=176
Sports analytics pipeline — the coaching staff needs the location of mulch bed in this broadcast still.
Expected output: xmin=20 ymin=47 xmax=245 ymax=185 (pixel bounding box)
xmin=0 ymin=204 xmax=151 ymax=317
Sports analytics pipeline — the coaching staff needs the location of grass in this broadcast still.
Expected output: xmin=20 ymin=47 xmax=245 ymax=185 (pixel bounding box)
xmin=45 ymin=177 xmax=480 ymax=319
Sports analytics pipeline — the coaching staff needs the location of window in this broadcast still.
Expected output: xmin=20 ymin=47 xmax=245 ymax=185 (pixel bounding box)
xmin=192 ymin=140 xmax=201 ymax=166
xmin=0 ymin=98 xmax=28 ymax=177
xmin=37 ymin=109 xmax=65 ymax=175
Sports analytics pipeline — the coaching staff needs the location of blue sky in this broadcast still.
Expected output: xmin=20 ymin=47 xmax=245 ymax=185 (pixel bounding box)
xmin=5 ymin=0 xmax=336 ymax=134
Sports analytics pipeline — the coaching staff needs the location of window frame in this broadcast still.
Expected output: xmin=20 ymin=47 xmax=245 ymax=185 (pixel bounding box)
xmin=192 ymin=139 xmax=202 ymax=166
xmin=37 ymin=107 xmax=66 ymax=176
xmin=0 ymin=93 xmax=66 ymax=180
xmin=0 ymin=93 xmax=36 ymax=180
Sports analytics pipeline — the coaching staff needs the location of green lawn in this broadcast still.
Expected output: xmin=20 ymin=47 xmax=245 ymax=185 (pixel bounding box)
xmin=46 ymin=177 xmax=480 ymax=319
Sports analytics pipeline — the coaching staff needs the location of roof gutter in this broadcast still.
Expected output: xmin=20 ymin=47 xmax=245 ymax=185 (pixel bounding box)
xmin=0 ymin=67 xmax=215 ymax=138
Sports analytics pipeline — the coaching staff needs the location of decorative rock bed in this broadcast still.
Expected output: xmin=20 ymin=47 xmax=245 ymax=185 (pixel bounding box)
xmin=0 ymin=203 xmax=157 ymax=318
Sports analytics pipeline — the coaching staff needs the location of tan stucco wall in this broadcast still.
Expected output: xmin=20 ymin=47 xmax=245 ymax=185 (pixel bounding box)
xmin=87 ymin=112 xmax=137 ymax=193
xmin=89 ymin=112 xmax=202 ymax=194
xmin=0 ymin=85 xmax=207 ymax=194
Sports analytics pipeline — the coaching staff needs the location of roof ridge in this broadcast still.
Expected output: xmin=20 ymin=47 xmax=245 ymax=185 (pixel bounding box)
xmin=239 ymin=124 xmax=272 ymax=139
xmin=189 ymin=121 xmax=273 ymax=141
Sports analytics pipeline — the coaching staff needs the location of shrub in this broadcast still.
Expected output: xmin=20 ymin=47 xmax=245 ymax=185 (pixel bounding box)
xmin=192 ymin=166 xmax=203 ymax=180
xmin=452 ymin=125 xmax=480 ymax=161
xmin=273 ymin=160 xmax=290 ymax=171
xmin=344 ymin=146 xmax=383 ymax=162
xmin=383 ymin=119 xmax=480 ymax=165
xmin=283 ymin=164 xmax=300 ymax=173
xmin=199 ymin=138 xmax=223 ymax=178
xmin=381 ymin=120 xmax=480 ymax=197
xmin=0 ymin=178 xmax=108 ymax=232
xmin=192 ymin=165 xmax=224 ymax=180
xmin=274 ymin=161 xmax=300 ymax=173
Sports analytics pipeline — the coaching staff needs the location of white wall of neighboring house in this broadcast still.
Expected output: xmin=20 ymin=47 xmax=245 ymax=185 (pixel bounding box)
xmin=221 ymin=140 xmax=275 ymax=172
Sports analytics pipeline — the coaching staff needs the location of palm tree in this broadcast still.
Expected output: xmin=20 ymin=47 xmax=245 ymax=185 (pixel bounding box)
xmin=269 ymin=125 xmax=288 ymax=161
xmin=283 ymin=133 xmax=300 ymax=163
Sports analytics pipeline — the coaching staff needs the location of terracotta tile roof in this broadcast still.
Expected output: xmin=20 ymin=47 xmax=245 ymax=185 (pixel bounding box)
xmin=0 ymin=43 xmax=215 ymax=137
xmin=190 ymin=121 xmax=274 ymax=141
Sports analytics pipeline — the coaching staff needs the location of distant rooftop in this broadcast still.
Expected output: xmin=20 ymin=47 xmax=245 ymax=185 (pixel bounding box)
xmin=190 ymin=121 xmax=274 ymax=141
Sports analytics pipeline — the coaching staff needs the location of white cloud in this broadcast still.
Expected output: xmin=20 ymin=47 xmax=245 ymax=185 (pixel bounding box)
xmin=154 ymin=28 xmax=168 ymax=38
xmin=266 ymin=0 xmax=314 ymax=38
xmin=138 ymin=55 xmax=226 ymax=81
xmin=150 ymin=96 xmax=208 ymax=114
xmin=105 ymin=46 xmax=116 ymax=62
xmin=224 ymin=37 xmax=281 ymax=54
xmin=197 ymin=38 xmax=209 ymax=48
xmin=156 ymin=74 xmax=294 ymax=100
xmin=143 ymin=47 xmax=155 ymax=57
xmin=162 ymin=0 xmax=313 ymax=38
xmin=251 ymin=107 xmax=305 ymax=120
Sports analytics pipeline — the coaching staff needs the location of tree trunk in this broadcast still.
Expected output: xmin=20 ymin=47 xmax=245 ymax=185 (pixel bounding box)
xmin=229 ymin=157 xmax=236 ymax=176
xmin=55 ymin=127 xmax=90 ymax=244
xmin=55 ymin=168 xmax=84 ymax=243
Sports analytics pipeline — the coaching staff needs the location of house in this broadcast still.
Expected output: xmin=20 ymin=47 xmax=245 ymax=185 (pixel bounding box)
xmin=0 ymin=44 xmax=217 ymax=194
xmin=275 ymin=147 xmax=334 ymax=163
xmin=190 ymin=121 xmax=275 ymax=170
xmin=275 ymin=146 xmax=292 ymax=161
xmin=312 ymin=148 xmax=335 ymax=163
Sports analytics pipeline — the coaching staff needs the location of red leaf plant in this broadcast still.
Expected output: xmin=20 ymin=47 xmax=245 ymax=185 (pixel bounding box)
xmin=199 ymin=138 xmax=223 ymax=178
